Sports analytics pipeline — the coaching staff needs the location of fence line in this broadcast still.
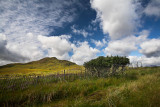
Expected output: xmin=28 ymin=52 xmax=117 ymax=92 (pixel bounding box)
xmin=0 ymin=69 xmax=87 ymax=92
xmin=0 ymin=67 xmax=129 ymax=92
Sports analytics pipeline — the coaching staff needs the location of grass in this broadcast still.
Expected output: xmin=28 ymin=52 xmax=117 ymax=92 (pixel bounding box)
xmin=0 ymin=67 xmax=160 ymax=107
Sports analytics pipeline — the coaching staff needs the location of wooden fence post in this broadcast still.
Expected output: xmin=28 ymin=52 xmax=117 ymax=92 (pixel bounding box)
xmin=136 ymin=62 xmax=139 ymax=68
xmin=84 ymin=68 xmax=86 ymax=79
xmin=141 ymin=62 xmax=143 ymax=67
xmin=64 ymin=70 xmax=65 ymax=80
xmin=57 ymin=72 xmax=59 ymax=81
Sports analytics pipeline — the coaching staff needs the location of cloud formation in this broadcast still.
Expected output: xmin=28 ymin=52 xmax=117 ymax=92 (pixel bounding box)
xmin=0 ymin=34 xmax=28 ymax=62
xmin=0 ymin=32 xmax=100 ymax=65
xmin=91 ymin=0 xmax=141 ymax=39
xmin=0 ymin=0 xmax=79 ymax=65
xmin=104 ymin=32 xmax=148 ymax=56
xmin=0 ymin=0 xmax=77 ymax=37
xmin=92 ymin=39 xmax=107 ymax=47
xmin=144 ymin=0 xmax=160 ymax=17
xmin=0 ymin=0 xmax=89 ymax=65
xmin=6 ymin=33 xmax=44 ymax=62
xmin=0 ymin=0 xmax=159 ymax=67
xmin=129 ymin=56 xmax=160 ymax=67
xmin=71 ymin=25 xmax=92 ymax=38
xmin=38 ymin=35 xmax=72 ymax=60
xmin=70 ymin=42 xmax=100 ymax=65
xmin=140 ymin=39 xmax=160 ymax=57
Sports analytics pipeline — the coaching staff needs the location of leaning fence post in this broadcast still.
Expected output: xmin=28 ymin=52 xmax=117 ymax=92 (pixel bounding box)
xmin=36 ymin=76 xmax=39 ymax=85
xmin=64 ymin=70 xmax=65 ymax=80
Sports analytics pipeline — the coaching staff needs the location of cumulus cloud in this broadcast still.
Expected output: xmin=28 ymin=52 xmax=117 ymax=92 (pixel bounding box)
xmin=6 ymin=33 xmax=44 ymax=62
xmin=129 ymin=56 xmax=160 ymax=67
xmin=70 ymin=41 xmax=100 ymax=65
xmin=140 ymin=39 xmax=160 ymax=57
xmin=38 ymin=35 xmax=72 ymax=60
xmin=0 ymin=31 xmax=100 ymax=66
xmin=0 ymin=33 xmax=73 ymax=65
xmin=144 ymin=0 xmax=160 ymax=17
xmin=0 ymin=34 xmax=28 ymax=63
xmin=71 ymin=25 xmax=92 ymax=38
xmin=104 ymin=38 xmax=137 ymax=56
xmin=90 ymin=0 xmax=141 ymax=39
xmin=104 ymin=33 xmax=148 ymax=56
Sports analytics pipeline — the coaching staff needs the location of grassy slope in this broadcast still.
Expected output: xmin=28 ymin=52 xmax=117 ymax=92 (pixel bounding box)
xmin=0 ymin=67 xmax=160 ymax=107
xmin=0 ymin=57 xmax=83 ymax=75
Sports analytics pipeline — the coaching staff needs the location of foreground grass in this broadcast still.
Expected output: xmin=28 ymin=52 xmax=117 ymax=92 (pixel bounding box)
xmin=0 ymin=67 xmax=160 ymax=107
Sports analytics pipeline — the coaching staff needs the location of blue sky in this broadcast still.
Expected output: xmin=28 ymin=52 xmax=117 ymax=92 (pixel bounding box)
xmin=0 ymin=0 xmax=160 ymax=66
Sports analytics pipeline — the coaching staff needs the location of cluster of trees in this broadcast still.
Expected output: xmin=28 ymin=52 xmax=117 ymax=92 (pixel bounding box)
xmin=84 ymin=56 xmax=130 ymax=77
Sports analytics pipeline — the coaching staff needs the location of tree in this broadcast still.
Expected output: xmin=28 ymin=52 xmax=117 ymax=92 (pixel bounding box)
xmin=84 ymin=56 xmax=130 ymax=77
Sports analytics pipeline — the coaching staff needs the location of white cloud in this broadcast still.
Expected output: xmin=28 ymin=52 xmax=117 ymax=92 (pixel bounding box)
xmin=140 ymin=38 xmax=160 ymax=57
xmin=0 ymin=33 xmax=73 ymax=65
xmin=104 ymin=38 xmax=137 ymax=56
xmin=6 ymin=33 xmax=44 ymax=62
xmin=104 ymin=33 xmax=148 ymax=56
xmin=92 ymin=39 xmax=107 ymax=47
xmin=0 ymin=31 xmax=100 ymax=66
xmin=71 ymin=25 xmax=92 ymax=38
xmin=129 ymin=56 xmax=160 ymax=67
xmin=38 ymin=35 xmax=72 ymax=60
xmin=0 ymin=34 xmax=28 ymax=63
xmin=70 ymin=41 xmax=100 ymax=65
xmin=38 ymin=37 xmax=100 ymax=65
xmin=95 ymin=29 xmax=160 ymax=67
xmin=90 ymin=0 xmax=141 ymax=39
xmin=144 ymin=0 xmax=160 ymax=17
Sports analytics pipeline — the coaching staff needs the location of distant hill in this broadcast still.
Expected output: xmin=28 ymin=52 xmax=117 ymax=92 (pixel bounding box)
xmin=0 ymin=57 xmax=83 ymax=75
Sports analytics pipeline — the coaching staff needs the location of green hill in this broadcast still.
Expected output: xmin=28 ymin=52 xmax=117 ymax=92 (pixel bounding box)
xmin=0 ymin=57 xmax=83 ymax=75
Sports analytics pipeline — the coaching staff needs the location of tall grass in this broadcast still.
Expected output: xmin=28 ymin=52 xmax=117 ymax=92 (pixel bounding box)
xmin=0 ymin=67 xmax=160 ymax=107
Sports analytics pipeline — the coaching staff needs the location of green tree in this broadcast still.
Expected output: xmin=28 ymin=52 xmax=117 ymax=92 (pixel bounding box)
xmin=84 ymin=56 xmax=129 ymax=77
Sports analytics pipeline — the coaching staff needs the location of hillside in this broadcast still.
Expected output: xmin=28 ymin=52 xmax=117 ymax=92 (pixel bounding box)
xmin=0 ymin=57 xmax=83 ymax=75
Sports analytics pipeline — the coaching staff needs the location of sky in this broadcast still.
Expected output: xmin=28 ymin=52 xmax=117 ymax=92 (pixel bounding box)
xmin=0 ymin=0 xmax=160 ymax=67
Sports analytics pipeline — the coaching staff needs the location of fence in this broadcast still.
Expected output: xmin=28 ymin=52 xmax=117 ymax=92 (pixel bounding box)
xmin=0 ymin=67 xmax=128 ymax=92
xmin=0 ymin=69 xmax=91 ymax=92
xmin=129 ymin=62 xmax=143 ymax=68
